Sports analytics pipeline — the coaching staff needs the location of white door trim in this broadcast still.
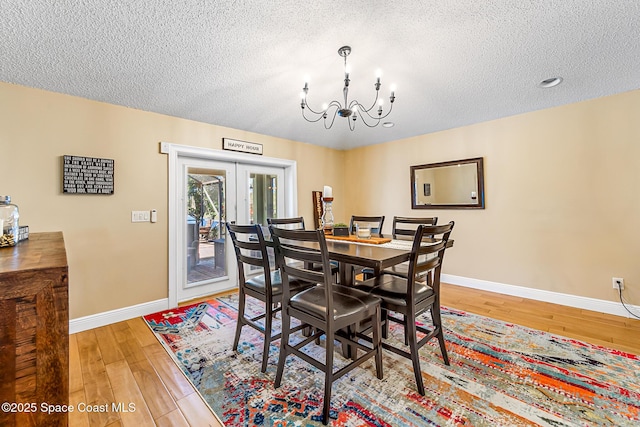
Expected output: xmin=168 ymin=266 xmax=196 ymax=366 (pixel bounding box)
xmin=160 ymin=142 xmax=298 ymax=308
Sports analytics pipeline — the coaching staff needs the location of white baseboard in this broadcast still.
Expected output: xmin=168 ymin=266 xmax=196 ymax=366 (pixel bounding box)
xmin=69 ymin=298 xmax=170 ymax=334
xmin=442 ymin=274 xmax=640 ymax=319
xmin=68 ymin=275 xmax=638 ymax=334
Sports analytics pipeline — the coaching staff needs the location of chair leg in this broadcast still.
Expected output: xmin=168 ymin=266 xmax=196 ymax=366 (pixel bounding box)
xmin=406 ymin=317 xmax=425 ymax=395
xmin=343 ymin=324 xmax=358 ymax=360
xmin=373 ymin=306 xmax=383 ymax=380
xmin=322 ymin=331 xmax=335 ymax=425
xmin=339 ymin=326 xmax=353 ymax=359
xmin=261 ymin=299 xmax=274 ymax=373
xmin=381 ymin=309 xmax=389 ymax=339
xmin=232 ymin=289 xmax=246 ymax=352
xmin=403 ymin=314 xmax=409 ymax=346
xmin=431 ymin=305 xmax=450 ymax=365
xmin=274 ymin=309 xmax=291 ymax=389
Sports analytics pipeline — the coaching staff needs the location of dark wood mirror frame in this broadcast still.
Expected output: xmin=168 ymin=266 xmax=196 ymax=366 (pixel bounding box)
xmin=410 ymin=157 xmax=485 ymax=209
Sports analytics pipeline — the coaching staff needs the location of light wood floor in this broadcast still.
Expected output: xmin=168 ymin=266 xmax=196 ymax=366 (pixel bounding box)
xmin=69 ymin=318 xmax=224 ymax=427
xmin=70 ymin=283 xmax=640 ymax=426
xmin=439 ymin=284 xmax=640 ymax=355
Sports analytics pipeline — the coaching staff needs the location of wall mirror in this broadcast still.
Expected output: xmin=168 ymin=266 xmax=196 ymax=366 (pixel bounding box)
xmin=410 ymin=157 xmax=485 ymax=209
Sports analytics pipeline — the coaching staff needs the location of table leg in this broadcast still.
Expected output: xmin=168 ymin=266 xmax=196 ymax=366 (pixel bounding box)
xmin=339 ymin=262 xmax=354 ymax=287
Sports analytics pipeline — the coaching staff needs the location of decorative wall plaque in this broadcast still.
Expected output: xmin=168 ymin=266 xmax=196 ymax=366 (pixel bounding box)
xmin=62 ymin=155 xmax=114 ymax=194
xmin=222 ymin=138 xmax=263 ymax=155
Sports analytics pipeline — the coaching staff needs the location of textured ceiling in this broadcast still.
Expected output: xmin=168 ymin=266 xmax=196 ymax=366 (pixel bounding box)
xmin=2 ymin=1 xmax=640 ymax=150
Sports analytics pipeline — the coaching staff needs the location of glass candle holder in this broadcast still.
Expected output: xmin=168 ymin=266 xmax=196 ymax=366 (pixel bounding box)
xmin=356 ymin=223 xmax=371 ymax=239
xmin=321 ymin=197 xmax=334 ymax=234
xmin=0 ymin=195 xmax=19 ymax=247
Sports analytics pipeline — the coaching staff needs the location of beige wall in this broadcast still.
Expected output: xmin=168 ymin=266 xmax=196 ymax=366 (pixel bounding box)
xmin=2 ymin=81 xmax=638 ymax=320
xmin=345 ymin=90 xmax=640 ymax=304
xmin=0 ymin=82 xmax=345 ymax=319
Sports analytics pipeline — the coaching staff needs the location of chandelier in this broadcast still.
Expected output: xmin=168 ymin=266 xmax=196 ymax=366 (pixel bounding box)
xmin=300 ymin=46 xmax=396 ymax=130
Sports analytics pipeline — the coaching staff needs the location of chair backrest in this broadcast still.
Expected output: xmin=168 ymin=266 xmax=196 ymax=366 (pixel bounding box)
xmin=406 ymin=221 xmax=454 ymax=303
xmin=269 ymin=226 xmax=334 ymax=319
xmin=226 ymin=222 xmax=272 ymax=290
xmin=267 ymin=217 xmax=306 ymax=230
xmin=392 ymin=216 xmax=438 ymax=240
xmin=349 ymin=215 xmax=385 ymax=237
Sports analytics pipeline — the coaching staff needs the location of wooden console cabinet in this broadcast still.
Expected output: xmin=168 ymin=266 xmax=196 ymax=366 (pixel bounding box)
xmin=0 ymin=232 xmax=69 ymax=427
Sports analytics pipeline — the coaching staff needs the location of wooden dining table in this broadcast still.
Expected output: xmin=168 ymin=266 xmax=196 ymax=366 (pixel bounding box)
xmin=313 ymin=235 xmax=453 ymax=287
xmin=323 ymin=239 xmax=413 ymax=286
xmin=266 ymin=229 xmax=453 ymax=286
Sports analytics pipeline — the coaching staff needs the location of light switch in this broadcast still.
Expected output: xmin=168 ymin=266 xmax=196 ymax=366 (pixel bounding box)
xmin=131 ymin=210 xmax=148 ymax=222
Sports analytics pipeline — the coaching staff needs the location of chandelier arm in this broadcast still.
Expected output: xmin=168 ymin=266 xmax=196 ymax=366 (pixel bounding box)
xmin=353 ymin=101 xmax=380 ymax=121
xmin=356 ymin=89 xmax=382 ymax=114
xmin=347 ymin=99 xmax=362 ymax=112
xmin=356 ymin=99 xmax=394 ymax=121
xmin=305 ymin=98 xmax=343 ymax=116
xmin=355 ymin=113 xmax=383 ymax=128
xmin=301 ymin=108 xmax=328 ymax=123
xmin=323 ymin=108 xmax=339 ymax=129
xmin=304 ymin=106 xmax=326 ymax=116
xmin=302 ymin=98 xmax=324 ymax=116
xmin=349 ymin=102 xmax=393 ymax=128
xmin=349 ymin=99 xmax=381 ymax=118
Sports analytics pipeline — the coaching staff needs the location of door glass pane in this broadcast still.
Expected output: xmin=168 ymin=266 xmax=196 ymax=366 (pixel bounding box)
xmin=186 ymin=168 xmax=227 ymax=285
xmin=248 ymin=172 xmax=278 ymax=226
xmin=247 ymin=172 xmax=278 ymax=270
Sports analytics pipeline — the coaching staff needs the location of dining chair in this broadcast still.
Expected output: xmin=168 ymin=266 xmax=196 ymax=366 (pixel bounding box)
xmin=361 ymin=216 xmax=441 ymax=345
xmin=348 ymin=215 xmax=385 ymax=237
xmin=392 ymin=216 xmax=438 ymax=240
xmin=270 ymin=225 xmax=383 ymax=425
xmin=268 ymin=216 xmax=340 ymax=280
xmin=355 ymin=221 xmax=454 ymax=396
xmin=267 ymin=216 xmax=306 ymax=230
xmin=347 ymin=215 xmax=385 ymax=283
xmin=226 ymin=222 xmax=315 ymax=373
xmin=364 ymin=216 xmax=439 ymax=280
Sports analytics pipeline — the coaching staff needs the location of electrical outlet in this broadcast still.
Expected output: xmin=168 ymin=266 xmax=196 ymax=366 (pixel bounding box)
xmin=612 ymin=277 xmax=624 ymax=290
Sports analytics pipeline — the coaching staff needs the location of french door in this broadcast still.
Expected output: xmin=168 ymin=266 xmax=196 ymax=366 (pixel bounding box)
xmin=164 ymin=143 xmax=297 ymax=306
xmin=177 ymin=157 xmax=237 ymax=302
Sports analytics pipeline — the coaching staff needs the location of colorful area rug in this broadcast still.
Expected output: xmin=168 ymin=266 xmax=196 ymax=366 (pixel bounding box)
xmin=143 ymin=294 xmax=640 ymax=426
